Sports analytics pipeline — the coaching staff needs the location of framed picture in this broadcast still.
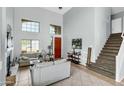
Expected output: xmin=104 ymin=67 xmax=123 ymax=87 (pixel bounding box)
xmin=72 ymin=38 xmax=82 ymax=49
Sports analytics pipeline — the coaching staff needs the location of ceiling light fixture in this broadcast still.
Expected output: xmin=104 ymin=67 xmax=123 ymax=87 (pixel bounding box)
xmin=58 ymin=7 xmax=62 ymax=10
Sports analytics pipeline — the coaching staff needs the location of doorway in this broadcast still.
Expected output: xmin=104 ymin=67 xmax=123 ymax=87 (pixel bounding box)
xmin=54 ymin=37 xmax=61 ymax=59
xmin=49 ymin=24 xmax=62 ymax=59
xmin=112 ymin=18 xmax=122 ymax=33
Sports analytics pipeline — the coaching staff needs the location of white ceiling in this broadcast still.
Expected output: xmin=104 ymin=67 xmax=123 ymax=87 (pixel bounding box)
xmin=112 ymin=7 xmax=124 ymax=14
xmin=43 ymin=7 xmax=124 ymax=15
xmin=42 ymin=7 xmax=72 ymax=15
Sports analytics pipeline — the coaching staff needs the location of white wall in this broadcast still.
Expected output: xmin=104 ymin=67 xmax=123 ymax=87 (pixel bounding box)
xmin=63 ymin=7 xmax=111 ymax=66
xmin=0 ymin=8 xmax=2 ymax=62
xmin=63 ymin=7 xmax=95 ymax=65
xmin=0 ymin=7 xmax=14 ymax=85
xmin=94 ymin=7 xmax=111 ymax=61
xmin=0 ymin=7 xmax=2 ymax=85
xmin=6 ymin=7 xmax=14 ymax=62
xmin=0 ymin=8 xmax=7 ymax=85
xmin=6 ymin=8 xmax=14 ymax=29
xmin=13 ymin=7 xmax=63 ymax=58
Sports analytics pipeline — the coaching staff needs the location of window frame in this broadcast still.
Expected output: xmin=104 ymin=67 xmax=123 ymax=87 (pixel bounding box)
xmin=21 ymin=39 xmax=40 ymax=53
xmin=21 ymin=19 xmax=40 ymax=33
xmin=50 ymin=24 xmax=61 ymax=35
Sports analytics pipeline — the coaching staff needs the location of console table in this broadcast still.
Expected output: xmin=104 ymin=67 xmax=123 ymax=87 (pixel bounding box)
xmin=67 ymin=52 xmax=81 ymax=64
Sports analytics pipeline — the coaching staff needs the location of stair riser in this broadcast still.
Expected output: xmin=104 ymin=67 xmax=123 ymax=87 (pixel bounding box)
xmin=110 ymin=34 xmax=121 ymax=37
xmin=97 ymin=59 xmax=115 ymax=62
xmin=110 ymin=34 xmax=121 ymax=36
xmin=109 ymin=36 xmax=122 ymax=38
xmin=103 ymin=47 xmax=120 ymax=50
xmin=101 ymin=51 xmax=118 ymax=54
xmin=96 ymin=59 xmax=115 ymax=63
xmin=95 ymin=62 xmax=115 ymax=68
xmin=109 ymin=35 xmax=121 ymax=38
xmin=87 ymin=66 xmax=115 ymax=79
xmin=100 ymin=53 xmax=117 ymax=57
xmin=108 ymin=36 xmax=122 ymax=38
xmin=104 ymin=44 xmax=121 ymax=47
xmin=99 ymin=54 xmax=115 ymax=58
xmin=102 ymin=48 xmax=119 ymax=51
xmin=107 ymin=38 xmax=122 ymax=41
xmin=88 ymin=65 xmax=115 ymax=74
xmin=96 ymin=61 xmax=115 ymax=66
xmin=88 ymin=64 xmax=115 ymax=73
xmin=98 ymin=56 xmax=115 ymax=61
xmin=108 ymin=37 xmax=122 ymax=39
xmin=109 ymin=37 xmax=122 ymax=39
xmin=107 ymin=41 xmax=122 ymax=44
xmin=106 ymin=42 xmax=122 ymax=44
xmin=107 ymin=40 xmax=122 ymax=43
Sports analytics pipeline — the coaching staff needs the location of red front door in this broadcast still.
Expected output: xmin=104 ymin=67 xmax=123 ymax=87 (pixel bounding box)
xmin=54 ymin=37 xmax=61 ymax=59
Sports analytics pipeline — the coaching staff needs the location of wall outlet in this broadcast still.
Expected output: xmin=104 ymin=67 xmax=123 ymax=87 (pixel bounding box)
xmin=0 ymin=61 xmax=2 ymax=70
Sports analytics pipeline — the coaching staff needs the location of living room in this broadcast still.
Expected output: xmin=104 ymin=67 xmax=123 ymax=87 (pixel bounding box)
xmin=1 ymin=7 xmax=124 ymax=86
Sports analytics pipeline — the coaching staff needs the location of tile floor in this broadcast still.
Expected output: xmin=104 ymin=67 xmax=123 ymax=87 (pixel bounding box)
xmin=15 ymin=63 xmax=124 ymax=86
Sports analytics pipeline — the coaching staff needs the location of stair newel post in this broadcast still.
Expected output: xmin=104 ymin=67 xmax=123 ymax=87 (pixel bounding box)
xmin=86 ymin=47 xmax=92 ymax=66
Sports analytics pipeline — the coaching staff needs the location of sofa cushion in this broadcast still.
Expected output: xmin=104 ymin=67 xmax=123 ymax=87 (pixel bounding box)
xmin=29 ymin=58 xmax=38 ymax=61
xmin=35 ymin=62 xmax=53 ymax=68
xmin=54 ymin=59 xmax=66 ymax=65
xmin=21 ymin=53 xmax=40 ymax=58
xmin=20 ymin=56 xmax=29 ymax=60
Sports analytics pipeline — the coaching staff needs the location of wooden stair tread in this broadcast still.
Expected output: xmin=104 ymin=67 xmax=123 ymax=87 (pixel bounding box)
xmin=106 ymin=41 xmax=122 ymax=44
xmin=101 ymin=50 xmax=118 ymax=54
xmin=95 ymin=62 xmax=115 ymax=69
xmin=110 ymin=33 xmax=122 ymax=36
xmin=88 ymin=64 xmax=115 ymax=79
xmin=108 ymin=38 xmax=122 ymax=40
xmin=98 ymin=55 xmax=115 ymax=59
xmin=96 ymin=59 xmax=115 ymax=63
xmin=102 ymin=48 xmax=119 ymax=50
xmin=103 ymin=46 xmax=120 ymax=50
xmin=100 ymin=53 xmax=117 ymax=57
xmin=104 ymin=44 xmax=121 ymax=47
xmin=91 ymin=63 xmax=115 ymax=72
xmin=108 ymin=36 xmax=122 ymax=38
xmin=97 ymin=57 xmax=115 ymax=62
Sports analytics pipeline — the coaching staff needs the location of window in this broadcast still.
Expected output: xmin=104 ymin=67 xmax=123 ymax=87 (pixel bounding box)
xmin=22 ymin=19 xmax=40 ymax=32
xmin=21 ymin=40 xmax=39 ymax=53
xmin=50 ymin=25 xmax=61 ymax=35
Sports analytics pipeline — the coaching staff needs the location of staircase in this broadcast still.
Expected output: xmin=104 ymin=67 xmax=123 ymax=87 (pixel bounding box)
xmin=87 ymin=33 xmax=122 ymax=79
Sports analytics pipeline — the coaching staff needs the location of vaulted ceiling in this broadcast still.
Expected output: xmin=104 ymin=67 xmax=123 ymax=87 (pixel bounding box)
xmin=112 ymin=7 xmax=124 ymax=14
xmin=42 ymin=7 xmax=124 ymax=15
xmin=42 ymin=7 xmax=72 ymax=15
